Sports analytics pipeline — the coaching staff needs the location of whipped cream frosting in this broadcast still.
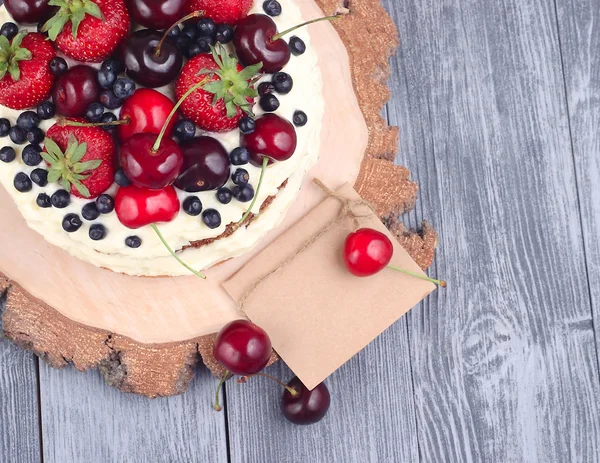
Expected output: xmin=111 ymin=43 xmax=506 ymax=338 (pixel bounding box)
xmin=0 ymin=0 xmax=324 ymax=276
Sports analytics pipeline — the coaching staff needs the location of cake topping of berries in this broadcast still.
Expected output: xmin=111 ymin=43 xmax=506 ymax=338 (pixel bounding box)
xmin=0 ymin=31 xmax=56 ymax=110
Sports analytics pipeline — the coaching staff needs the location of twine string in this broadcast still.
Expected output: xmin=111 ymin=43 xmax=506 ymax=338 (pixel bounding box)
xmin=238 ymin=179 xmax=375 ymax=309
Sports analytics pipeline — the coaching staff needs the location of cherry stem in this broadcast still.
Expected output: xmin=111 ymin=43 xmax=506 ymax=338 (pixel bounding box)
xmin=151 ymin=224 xmax=207 ymax=279
xmin=155 ymin=10 xmax=204 ymax=56
xmin=213 ymin=370 xmax=230 ymax=411
xmin=387 ymin=265 xmax=447 ymax=287
xmin=238 ymin=372 xmax=299 ymax=397
xmin=237 ymin=156 xmax=269 ymax=227
xmin=152 ymin=76 xmax=210 ymax=153
xmin=58 ymin=117 xmax=130 ymax=128
xmin=271 ymin=14 xmax=342 ymax=41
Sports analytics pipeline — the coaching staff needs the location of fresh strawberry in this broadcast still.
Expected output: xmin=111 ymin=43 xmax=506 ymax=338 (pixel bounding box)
xmin=42 ymin=0 xmax=130 ymax=63
xmin=42 ymin=121 xmax=117 ymax=199
xmin=0 ymin=32 xmax=55 ymax=110
xmin=175 ymin=44 xmax=261 ymax=133
xmin=187 ymin=0 xmax=252 ymax=24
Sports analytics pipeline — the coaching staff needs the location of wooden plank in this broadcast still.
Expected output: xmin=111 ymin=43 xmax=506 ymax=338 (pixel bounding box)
xmin=385 ymin=0 xmax=600 ymax=461
xmin=556 ymin=0 xmax=600 ymax=398
xmin=39 ymin=363 xmax=228 ymax=463
xmin=225 ymin=321 xmax=419 ymax=463
xmin=0 ymin=296 xmax=41 ymax=463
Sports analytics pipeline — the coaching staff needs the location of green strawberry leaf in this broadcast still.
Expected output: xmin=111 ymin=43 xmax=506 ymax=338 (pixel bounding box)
xmin=0 ymin=31 xmax=32 ymax=82
xmin=42 ymin=134 xmax=102 ymax=199
xmin=43 ymin=0 xmax=105 ymax=42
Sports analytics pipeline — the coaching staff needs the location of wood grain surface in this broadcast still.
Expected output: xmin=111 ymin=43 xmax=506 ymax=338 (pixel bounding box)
xmin=3 ymin=0 xmax=600 ymax=462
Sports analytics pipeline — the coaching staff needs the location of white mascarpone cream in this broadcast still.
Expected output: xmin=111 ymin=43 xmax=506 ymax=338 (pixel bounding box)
xmin=0 ymin=0 xmax=324 ymax=276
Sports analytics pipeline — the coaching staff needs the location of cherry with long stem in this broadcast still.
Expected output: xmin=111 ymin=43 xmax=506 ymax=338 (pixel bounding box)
xmin=271 ymin=14 xmax=343 ymax=42
xmin=154 ymin=10 xmax=204 ymax=57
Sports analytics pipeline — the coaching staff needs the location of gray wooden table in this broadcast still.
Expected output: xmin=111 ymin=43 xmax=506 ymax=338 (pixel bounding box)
xmin=3 ymin=0 xmax=600 ymax=461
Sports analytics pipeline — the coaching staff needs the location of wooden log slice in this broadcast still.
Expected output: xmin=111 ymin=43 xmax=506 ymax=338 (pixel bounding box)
xmin=0 ymin=0 xmax=437 ymax=397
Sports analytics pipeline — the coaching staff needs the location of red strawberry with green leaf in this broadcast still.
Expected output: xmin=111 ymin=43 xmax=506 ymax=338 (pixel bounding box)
xmin=187 ymin=0 xmax=252 ymax=25
xmin=42 ymin=122 xmax=116 ymax=199
xmin=42 ymin=0 xmax=130 ymax=63
xmin=175 ymin=44 xmax=262 ymax=133
xmin=0 ymin=31 xmax=56 ymax=110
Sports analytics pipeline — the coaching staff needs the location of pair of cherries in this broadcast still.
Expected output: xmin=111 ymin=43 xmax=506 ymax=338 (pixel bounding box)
xmin=213 ymin=319 xmax=330 ymax=426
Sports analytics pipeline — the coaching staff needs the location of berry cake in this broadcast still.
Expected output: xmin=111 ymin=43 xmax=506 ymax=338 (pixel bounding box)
xmin=0 ymin=0 xmax=326 ymax=276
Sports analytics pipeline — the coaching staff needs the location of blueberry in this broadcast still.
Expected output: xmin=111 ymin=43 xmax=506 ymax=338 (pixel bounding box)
xmin=186 ymin=43 xmax=203 ymax=58
xmin=196 ymin=35 xmax=215 ymax=53
xmin=272 ymin=72 xmax=293 ymax=94
xmin=62 ymin=213 xmax=82 ymax=233
xmin=215 ymin=24 xmax=234 ymax=44
xmin=113 ymin=78 xmax=136 ymax=99
xmin=216 ymin=187 xmax=233 ymax=204
xmin=82 ymin=202 xmax=100 ymax=221
xmin=0 ymin=146 xmax=16 ymax=163
xmin=233 ymin=183 xmax=255 ymax=202
xmin=182 ymin=25 xmax=198 ymax=41
xmin=27 ymin=127 xmax=45 ymax=145
xmin=238 ymin=116 xmax=256 ymax=135
xmin=51 ymin=190 xmax=71 ymax=208
xmin=9 ymin=126 xmax=26 ymax=144
xmin=49 ymin=57 xmax=68 ymax=76
xmin=289 ymin=36 xmax=306 ymax=56
xmin=100 ymin=112 xmax=118 ymax=130
xmin=37 ymin=101 xmax=55 ymax=120
xmin=258 ymin=82 xmax=275 ymax=96
xmin=86 ymin=102 xmax=105 ymax=123
xmin=17 ymin=111 xmax=40 ymax=131
xmin=22 ymin=144 xmax=42 ymax=166
xmin=89 ymin=224 xmax=107 ymax=241
xmin=167 ymin=26 xmax=181 ymax=38
xmin=30 ymin=168 xmax=48 ymax=187
xmin=232 ymin=168 xmax=250 ymax=185
xmin=293 ymin=110 xmax=308 ymax=127
xmin=125 ymin=235 xmax=142 ymax=248
xmin=230 ymin=147 xmax=250 ymax=165
xmin=202 ymin=209 xmax=221 ymax=229
xmin=114 ymin=168 xmax=131 ymax=187
xmin=197 ymin=18 xmax=216 ymax=37
xmin=100 ymin=90 xmax=123 ymax=110
xmin=183 ymin=196 xmax=203 ymax=216
xmin=0 ymin=22 xmax=18 ymax=40
xmin=98 ymin=68 xmax=117 ymax=89
xmin=96 ymin=194 xmax=115 ymax=214
xmin=36 ymin=193 xmax=52 ymax=208
xmin=263 ymin=0 xmax=282 ymax=16
xmin=260 ymin=94 xmax=280 ymax=112
xmin=0 ymin=118 xmax=10 ymax=137
xmin=175 ymin=35 xmax=191 ymax=53
xmin=13 ymin=172 xmax=32 ymax=192
xmin=102 ymin=58 xmax=124 ymax=74
xmin=174 ymin=119 xmax=196 ymax=141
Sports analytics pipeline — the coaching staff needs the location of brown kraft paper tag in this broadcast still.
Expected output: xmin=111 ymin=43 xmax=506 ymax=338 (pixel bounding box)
xmin=222 ymin=183 xmax=436 ymax=390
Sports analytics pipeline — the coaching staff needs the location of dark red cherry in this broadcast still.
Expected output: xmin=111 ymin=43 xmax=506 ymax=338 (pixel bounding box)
xmin=53 ymin=66 xmax=100 ymax=118
xmin=5 ymin=0 xmax=54 ymax=24
xmin=281 ymin=377 xmax=331 ymax=425
xmin=233 ymin=14 xmax=290 ymax=74
xmin=242 ymin=114 xmax=297 ymax=166
xmin=126 ymin=0 xmax=188 ymax=29
xmin=121 ymin=133 xmax=184 ymax=190
xmin=121 ymin=29 xmax=183 ymax=88
xmin=118 ymin=89 xmax=177 ymax=142
xmin=175 ymin=136 xmax=230 ymax=192
xmin=343 ymin=228 xmax=393 ymax=277
xmin=213 ymin=319 xmax=272 ymax=376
